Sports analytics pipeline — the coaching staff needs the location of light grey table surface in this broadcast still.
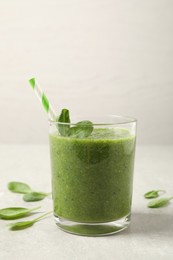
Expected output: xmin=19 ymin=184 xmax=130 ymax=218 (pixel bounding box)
xmin=0 ymin=145 xmax=173 ymax=260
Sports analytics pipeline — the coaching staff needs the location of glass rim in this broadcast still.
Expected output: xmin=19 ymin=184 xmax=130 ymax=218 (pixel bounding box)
xmin=49 ymin=114 xmax=137 ymax=126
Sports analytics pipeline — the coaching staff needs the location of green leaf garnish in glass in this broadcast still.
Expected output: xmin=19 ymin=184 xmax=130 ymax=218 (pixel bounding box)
xmin=56 ymin=108 xmax=94 ymax=138
xmin=56 ymin=108 xmax=70 ymax=136
xmin=0 ymin=206 xmax=41 ymax=220
xmin=147 ymin=197 xmax=173 ymax=208
xmin=8 ymin=211 xmax=53 ymax=231
xmin=144 ymin=190 xmax=165 ymax=199
xmin=69 ymin=120 xmax=93 ymax=138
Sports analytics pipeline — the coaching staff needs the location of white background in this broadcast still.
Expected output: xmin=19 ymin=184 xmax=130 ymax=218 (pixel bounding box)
xmin=0 ymin=0 xmax=172 ymax=144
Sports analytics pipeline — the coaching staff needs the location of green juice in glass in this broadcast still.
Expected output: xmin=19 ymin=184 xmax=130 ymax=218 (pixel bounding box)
xmin=49 ymin=126 xmax=136 ymax=235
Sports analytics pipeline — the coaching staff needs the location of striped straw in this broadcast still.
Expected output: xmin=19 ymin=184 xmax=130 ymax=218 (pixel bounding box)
xmin=29 ymin=78 xmax=56 ymax=121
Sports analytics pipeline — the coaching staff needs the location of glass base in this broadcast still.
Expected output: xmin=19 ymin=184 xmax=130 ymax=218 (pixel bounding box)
xmin=54 ymin=214 xmax=130 ymax=236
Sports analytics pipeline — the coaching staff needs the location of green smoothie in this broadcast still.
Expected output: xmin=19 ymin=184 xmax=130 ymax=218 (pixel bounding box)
xmin=49 ymin=128 xmax=136 ymax=223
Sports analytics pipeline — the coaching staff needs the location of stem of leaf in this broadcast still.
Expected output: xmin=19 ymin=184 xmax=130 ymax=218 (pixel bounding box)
xmin=33 ymin=191 xmax=51 ymax=196
xmin=30 ymin=206 xmax=41 ymax=212
xmin=33 ymin=211 xmax=53 ymax=222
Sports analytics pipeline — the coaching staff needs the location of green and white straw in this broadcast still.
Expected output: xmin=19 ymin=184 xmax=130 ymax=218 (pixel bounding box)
xmin=29 ymin=78 xmax=56 ymax=121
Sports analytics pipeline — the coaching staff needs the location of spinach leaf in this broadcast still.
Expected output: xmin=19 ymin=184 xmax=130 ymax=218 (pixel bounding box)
xmin=144 ymin=190 xmax=165 ymax=199
xmin=56 ymin=108 xmax=70 ymax=136
xmin=0 ymin=206 xmax=40 ymax=220
xmin=8 ymin=182 xmax=32 ymax=194
xmin=8 ymin=211 xmax=52 ymax=231
xmin=148 ymin=197 xmax=173 ymax=208
xmin=69 ymin=120 xmax=93 ymax=138
xmin=23 ymin=192 xmax=48 ymax=202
